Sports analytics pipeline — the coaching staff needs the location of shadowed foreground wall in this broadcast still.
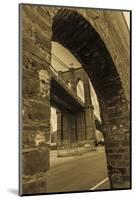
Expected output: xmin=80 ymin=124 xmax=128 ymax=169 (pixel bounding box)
xmin=20 ymin=4 xmax=53 ymax=194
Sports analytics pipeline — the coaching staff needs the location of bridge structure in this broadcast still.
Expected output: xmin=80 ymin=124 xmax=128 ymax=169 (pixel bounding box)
xmin=51 ymin=65 xmax=96 ymax=144
xmin=20 ymin=5 xmax=130 ymax=195
xmin=50 ymin=65 xmax=85 ymax=112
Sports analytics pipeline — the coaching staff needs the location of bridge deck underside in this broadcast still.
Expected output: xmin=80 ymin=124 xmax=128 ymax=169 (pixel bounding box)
xmin=50 ymin=78 xmax=84 ymax=112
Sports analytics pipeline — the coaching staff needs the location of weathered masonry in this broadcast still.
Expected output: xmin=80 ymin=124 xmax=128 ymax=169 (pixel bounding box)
xmin=20 ymin=4 xmax=130 ymax=195
xmin=54 ymin=67 xmax=96 ymax=144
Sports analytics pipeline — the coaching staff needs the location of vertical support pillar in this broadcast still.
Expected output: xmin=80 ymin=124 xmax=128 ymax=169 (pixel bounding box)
xmin=62 ymin=113 xmax=71 ymax=141
xmin=56 ymin=110 xmax=62 ymax=143
xmin=85 ymin=105 xmax=96 ymax=140
xmin=70 ymin=68 xmax=76 ymax=92
xmin=76 ymin=111 xmax=86 ymax=141
xmin=83 ymin=74 xmax=96 ymax=145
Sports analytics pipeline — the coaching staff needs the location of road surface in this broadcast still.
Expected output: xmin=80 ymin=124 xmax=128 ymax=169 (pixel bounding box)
xmin=47 ymin=148 xmax=110 ymax=193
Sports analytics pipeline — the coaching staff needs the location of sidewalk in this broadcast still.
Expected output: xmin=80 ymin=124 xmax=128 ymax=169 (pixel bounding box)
xmin=50 ymin=146 xmax=105 ymax=169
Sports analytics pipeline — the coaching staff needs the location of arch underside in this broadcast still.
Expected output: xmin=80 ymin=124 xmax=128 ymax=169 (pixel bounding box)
xmin=52 ymin=9 xmax=123 ymax=102
xmin=52 ymin=9 xmax=130 ymax=188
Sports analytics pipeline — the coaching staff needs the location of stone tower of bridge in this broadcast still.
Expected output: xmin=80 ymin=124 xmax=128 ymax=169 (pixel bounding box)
xmin=56 ymin=67 xmax=96 ymax=144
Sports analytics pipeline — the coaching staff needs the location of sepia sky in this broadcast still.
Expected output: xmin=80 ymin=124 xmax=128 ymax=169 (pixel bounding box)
xmin=123 ymin=11 xmax=130 ymax=28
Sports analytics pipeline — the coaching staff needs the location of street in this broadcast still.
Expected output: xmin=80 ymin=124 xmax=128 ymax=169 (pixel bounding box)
xmin=47 ymin=148 xmax=110 ymax=193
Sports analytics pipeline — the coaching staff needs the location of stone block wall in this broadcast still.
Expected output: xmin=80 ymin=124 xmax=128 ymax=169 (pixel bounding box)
xmin=20 ymin=4 xmax=53 ymax=195
xmin=60 ymin=68 xmax=96 ymax=141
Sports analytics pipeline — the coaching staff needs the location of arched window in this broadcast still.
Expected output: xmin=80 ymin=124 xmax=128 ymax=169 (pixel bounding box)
xmin=76 ymin=80 xmax=85 ymax=102
xmin=67 ymin=81 xmax=72 ymax=88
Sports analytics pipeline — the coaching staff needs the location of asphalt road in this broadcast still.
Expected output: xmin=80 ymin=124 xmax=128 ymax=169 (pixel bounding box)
xmin=47 ymin=150 xmax=109 ymax=193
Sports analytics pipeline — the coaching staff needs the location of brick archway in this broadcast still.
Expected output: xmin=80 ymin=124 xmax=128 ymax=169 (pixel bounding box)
xmin=52 ymin=9 xmax=130 ymax=189
xmin=21 ymin=5 xmax=130 ymax=194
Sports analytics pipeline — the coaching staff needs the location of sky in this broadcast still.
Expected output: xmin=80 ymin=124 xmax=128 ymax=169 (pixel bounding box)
xmin=51 ymin=42 xmax=81 ymax=71
xmin=123 ymin=11 xmax=130 ymax=28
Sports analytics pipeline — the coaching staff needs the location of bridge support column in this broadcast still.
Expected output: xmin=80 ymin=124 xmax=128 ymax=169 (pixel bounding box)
xmin=75 ymin=111 xmax=86 ymax=141
xmin=61 ymin=112 xmax=76 ymax=142
xmin=85 ymin=105 xmax=96 ymax=141
xmin=56 ymin=111 xmax=77 ymax=156
xmin=83 ymin=74 xmax=96 ymax=145
xmin=56 ymin=110 xmax=62 ymax=143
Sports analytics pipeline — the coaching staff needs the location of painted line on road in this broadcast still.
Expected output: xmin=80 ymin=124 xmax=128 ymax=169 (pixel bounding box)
xmin=89 ymin=177 xmax=109 ymax=190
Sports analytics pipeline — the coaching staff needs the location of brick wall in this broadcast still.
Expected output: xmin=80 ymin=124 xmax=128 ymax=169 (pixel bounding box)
xmin=20 ymin=4 xmax=53 ymax=194
xmin=52 ymin=7 xmax=130 ymax=189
